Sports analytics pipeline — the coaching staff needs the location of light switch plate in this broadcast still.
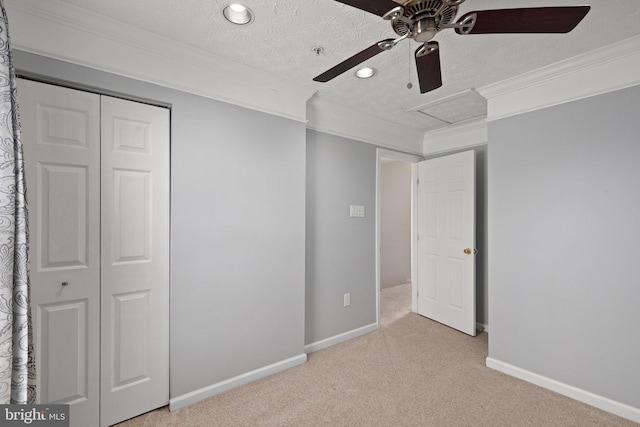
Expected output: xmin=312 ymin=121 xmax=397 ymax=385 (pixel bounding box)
xmin=349 ymin=205 xmax=365 ymax=218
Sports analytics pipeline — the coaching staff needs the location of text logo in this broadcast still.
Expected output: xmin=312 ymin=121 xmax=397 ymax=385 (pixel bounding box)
xmin=1 ymin=405 xmax=69 ymax=426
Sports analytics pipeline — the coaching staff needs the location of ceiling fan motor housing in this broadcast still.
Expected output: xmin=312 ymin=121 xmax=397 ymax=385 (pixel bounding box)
xmin=392 ymin=0 xmax=460 ymax=41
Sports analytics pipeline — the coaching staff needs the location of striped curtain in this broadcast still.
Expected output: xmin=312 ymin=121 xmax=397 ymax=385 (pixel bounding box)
xmin=0 ymin=0 xmax=35 ymax=404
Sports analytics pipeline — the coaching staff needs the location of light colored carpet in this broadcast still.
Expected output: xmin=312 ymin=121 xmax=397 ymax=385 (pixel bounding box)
xmin=117 ymin=283 xmax=635 ymax=426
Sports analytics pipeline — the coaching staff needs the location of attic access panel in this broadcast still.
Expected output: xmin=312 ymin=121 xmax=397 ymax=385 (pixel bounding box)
xmin=410 ymin=89 xmax=487 ymax=126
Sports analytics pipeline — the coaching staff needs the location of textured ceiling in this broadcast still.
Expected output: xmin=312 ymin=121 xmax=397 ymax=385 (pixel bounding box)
xmin=56 ymin=0 xmax=640 ymax=132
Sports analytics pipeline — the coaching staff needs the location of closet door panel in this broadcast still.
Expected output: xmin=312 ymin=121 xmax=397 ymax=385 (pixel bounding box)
xmin=38 ymin=300 xmax=88 ymax=403
xmin=112 ymin=169 xmax=151 ymax=263
xmin=38 ymin=163 xmax=89 ymax=269
xmin=19 ymin=79 xmax=100 ymax=427
xmin=100 ymin=96 xmax=170 ymax=427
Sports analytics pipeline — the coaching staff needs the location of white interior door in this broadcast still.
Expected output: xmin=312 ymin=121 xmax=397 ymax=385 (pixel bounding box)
xmin=100 ymin=96 xmax=170 ymax=426
xmin=19 ymin=79 xmax=101 ymax=426
xmin=417 ymin=150 xmax=476 ymax=336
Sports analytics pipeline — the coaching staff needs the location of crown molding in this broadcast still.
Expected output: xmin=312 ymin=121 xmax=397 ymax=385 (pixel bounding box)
xmin=307 ymin=94 xmax=424 ymax=155
xmin=478 ymin=34 xmax=640 ymax=121
xmin=5 ymin=0 xmax=316 ymax=123
xmin=422 ymin=119 xmax=488 ymax=155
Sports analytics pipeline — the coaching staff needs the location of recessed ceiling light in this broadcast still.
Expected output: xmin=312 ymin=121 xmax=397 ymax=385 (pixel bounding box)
xmin=223 ymin=3 xmax=254 ymax=25
xmin=355 ymin=67 xmax=377 ymax=79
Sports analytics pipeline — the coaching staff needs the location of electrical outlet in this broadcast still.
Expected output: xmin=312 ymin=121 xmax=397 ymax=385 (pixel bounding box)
xmin=344 ymin=293 xmax=351 ymax=307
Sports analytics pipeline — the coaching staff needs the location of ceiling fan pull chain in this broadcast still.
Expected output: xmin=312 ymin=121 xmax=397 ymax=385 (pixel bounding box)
xmin=407 ymin=42 xmax=413 ymax=89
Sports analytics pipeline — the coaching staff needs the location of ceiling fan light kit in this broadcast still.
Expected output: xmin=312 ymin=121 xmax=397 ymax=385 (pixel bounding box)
xmin=313 ymin=0 xmax=591 ymax=94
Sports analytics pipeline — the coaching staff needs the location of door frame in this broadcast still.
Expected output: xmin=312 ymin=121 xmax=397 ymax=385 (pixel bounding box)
xmin=375 ymin=148 xmax=423 ymax=325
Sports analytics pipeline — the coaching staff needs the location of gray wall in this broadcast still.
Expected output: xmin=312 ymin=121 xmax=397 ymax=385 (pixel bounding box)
xmin=306 ymin=130 xmax=377 ymax=345
xmin=380 ymin=160 xmax=412 ymax=289
xmin=14 ymin=51 xmax=306 ymax=398
xmin=488 ymin=85 xmax=640 ymax=408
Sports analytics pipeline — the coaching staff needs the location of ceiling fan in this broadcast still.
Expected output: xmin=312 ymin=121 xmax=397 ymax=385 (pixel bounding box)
xmin=313 ymin=0 xmax=590 ymax=93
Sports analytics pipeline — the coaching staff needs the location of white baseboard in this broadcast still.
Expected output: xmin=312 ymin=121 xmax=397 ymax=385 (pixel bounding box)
xmin=304 ymin=323 xmax=378 ymax=354
xmin=169 ymin=353 xmax=307 ymax=412
xmin=486 ymin=357 xmax=640 ymax=424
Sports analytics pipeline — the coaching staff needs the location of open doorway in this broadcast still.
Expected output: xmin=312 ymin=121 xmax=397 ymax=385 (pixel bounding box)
xmin=375 ymin=149 xmax=422 ymax=325
xmin=379 ymin=158 xmax=413 ymax=325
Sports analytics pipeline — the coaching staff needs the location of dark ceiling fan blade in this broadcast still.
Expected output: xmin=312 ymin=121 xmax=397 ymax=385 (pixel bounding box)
xmin=334 ymin=0 xmax=402 ymax=17
xmin=456 ymin=6 xmax=591 ymax=34
xmin=415 ymin=43 xmax=442 ymax=94
xmin=313 ymin=42 xmax=386 ymax=83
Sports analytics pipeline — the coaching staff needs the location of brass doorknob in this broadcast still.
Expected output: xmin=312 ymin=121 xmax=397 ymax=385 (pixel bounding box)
xmin=464 ymin=248 xmax=478 ymax=255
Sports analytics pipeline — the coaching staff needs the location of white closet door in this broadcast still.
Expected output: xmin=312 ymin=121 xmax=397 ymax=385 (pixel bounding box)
xmin=99 ymin=96 xmax=170 ymax=426
xmin=19 ymin=79 xmax=101 ymax=427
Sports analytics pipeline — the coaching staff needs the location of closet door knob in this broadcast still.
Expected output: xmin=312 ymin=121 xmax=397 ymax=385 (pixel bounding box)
xmin=463 ymin=248 xmax=478 ymax=255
